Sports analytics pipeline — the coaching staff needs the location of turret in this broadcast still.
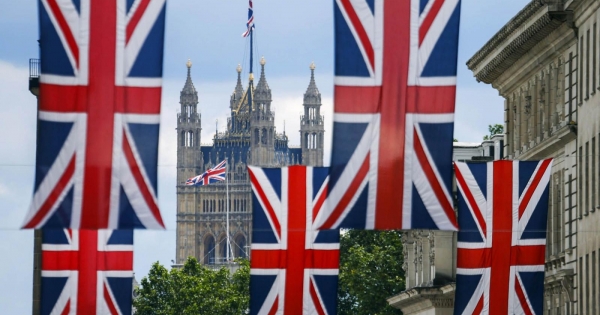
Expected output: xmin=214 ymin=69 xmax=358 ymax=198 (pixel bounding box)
xmin=249 ymin=56 xmax=276 ymax=166
xmin=300 ymin=62 xmax=324 ymax=166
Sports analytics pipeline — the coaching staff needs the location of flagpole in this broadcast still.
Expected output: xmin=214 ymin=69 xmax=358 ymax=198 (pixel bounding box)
xmin=226 ymin=158 xmax=232 ymax=262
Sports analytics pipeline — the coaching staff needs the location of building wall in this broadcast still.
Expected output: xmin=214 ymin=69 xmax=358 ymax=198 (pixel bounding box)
xmin=464 ymin=0 xmax=600 ymax=313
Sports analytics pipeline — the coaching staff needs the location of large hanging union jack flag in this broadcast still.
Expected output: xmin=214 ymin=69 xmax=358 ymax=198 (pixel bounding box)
xmin=23 ymin=0 xmax=166 ymax=229
xmin=41 ymin=229 xmax=134 ymax=315
xmin=316 ymin=0 xmax=461 ymax=230
xmin=186 ymin=160 xmax=227 ymax=186
xmin=453 ymin=160 xmax=553 ymax=315
xmin=248 ymin=166 xmax=340 ymax=315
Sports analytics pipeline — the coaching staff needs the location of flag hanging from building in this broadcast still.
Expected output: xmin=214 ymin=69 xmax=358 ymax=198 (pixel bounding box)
xmin=248 ymin=166 xmax=339 ymax=315
xmin=23 ymin=0 xmax=166 ymax=229
xmin=186 ymin=160 xmax=227 ymax=186
xmin=242 ymin=0 xmax=255 ymax=37
xmin=453 ymin=160 xmax=553 ymax=315
xmin=316 ymin=0 xmax=461 ymax=231
xmin=41 ymin=229 xmax=134 ymax=315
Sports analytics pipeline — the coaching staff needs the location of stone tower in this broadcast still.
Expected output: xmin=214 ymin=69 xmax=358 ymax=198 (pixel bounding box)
xmin=250 ymin=56 xmax=276 ymax=166
xmin=176 ymin=60 xmax=203 ymax=262
xmin=300 ymin=62 xmax=325 ymax=166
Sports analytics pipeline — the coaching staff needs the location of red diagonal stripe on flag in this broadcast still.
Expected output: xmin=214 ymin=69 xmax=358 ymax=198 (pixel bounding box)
xmin=126 ymin=0 xmax=151 ymax=44
xmin=24 ymin=155 xmax=76 ymax=228
xmin=123 ymin=131 xmax=165 ymax=228
xmin=454 ymin=163 xmax=486 ymax=235
xmin=104 ymin=283 xmax=120 ymax=315
xmin=414 ymin=129 xmax=457 ymax=228
xmin=319 ymin=153 xmax=370 ymax=230
xmin=419 ymin=0 xmax=445 ymax=46
xmin=518 ymin=159 xmax=552 ymax=219
xmin=47 ymin=0 xmax=79 ymax=67
xmin=248 ymin=169 xmax=281 ymax=240
xmin=515 ymin=276 xmax=535 ymax=315
xmin=339 ymin=0 xmax=375 ymax=71
xmin=310 ymin=279 xmax=326 ymax=315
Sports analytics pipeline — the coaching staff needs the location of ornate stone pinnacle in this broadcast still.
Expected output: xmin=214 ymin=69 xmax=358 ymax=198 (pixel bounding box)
xmin=186 ymin=59 xmax=192 ymax=68
xmin=310 ymin=61 xmax=316 ymax=70
xmin=260 ymin=56 xmax=266 ymax=66
xmin=236 ymin=64 xmax=242 ymax=73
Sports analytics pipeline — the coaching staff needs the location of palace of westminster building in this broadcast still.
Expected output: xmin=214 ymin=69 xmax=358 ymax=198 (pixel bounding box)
xmin=175 ymin=58 xmax=324 ymax=265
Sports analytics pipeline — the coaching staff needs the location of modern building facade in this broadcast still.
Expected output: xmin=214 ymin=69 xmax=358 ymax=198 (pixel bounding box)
xmin=175 ymin=58 xmax=324 ymax=265
xmin=392 ymin=0 xmax=600 ymax=314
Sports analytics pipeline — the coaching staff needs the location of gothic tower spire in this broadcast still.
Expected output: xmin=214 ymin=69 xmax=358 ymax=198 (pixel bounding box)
xmin=300 ymin=62 xmax=324 ymax=166
xmin=250 ymin=56 xmax=276 ymax=166
xmin=176 ymin=59 xmax=203 ymax=263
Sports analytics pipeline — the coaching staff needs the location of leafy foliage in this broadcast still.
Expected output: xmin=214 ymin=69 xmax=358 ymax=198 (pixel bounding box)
xmin=133 ymin=257 xmax=250 ymax=315
xmin=483 ymin=123 xmax=504 ymax=140
xmin=338 ymin=230 xmax=405 ymax=315
xmin=135 ymin=232 xmax=405 ymax=315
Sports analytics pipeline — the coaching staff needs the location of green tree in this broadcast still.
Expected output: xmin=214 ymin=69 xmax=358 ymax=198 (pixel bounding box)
xmin=133 ymin=257 xmax=250 ymax=315
xmin=483 ymin=123 xmax=504 ymax=140
xmin=338 ymin=230 xmax=405 ymax=315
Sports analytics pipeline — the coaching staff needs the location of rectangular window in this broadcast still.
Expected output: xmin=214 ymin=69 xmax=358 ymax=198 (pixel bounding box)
xmin=587 ymin=29 xmax=590 ymax=99
xmin=593 ymin=138 xmax=597 ymax=212
xmin=581 ymin=37 xmax=584 ymax=104
xmin=580 ymin=146 xmax=584 ymax=217
xmin=593 ymin=251 xmax=597 ymax=315
xmin=587 ymin=254 xmax=591 ymax=315
xmin=594 ymin=23 xmax=597 ymax=92
xmin=581 ymin=257 xmax=584 ymax=315
xmin=586 ymin=142 xmax=590 ymax=214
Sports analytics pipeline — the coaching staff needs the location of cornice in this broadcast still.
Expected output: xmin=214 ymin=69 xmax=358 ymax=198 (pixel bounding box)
xmin=467 ymin=2 xmax=572 ymax=85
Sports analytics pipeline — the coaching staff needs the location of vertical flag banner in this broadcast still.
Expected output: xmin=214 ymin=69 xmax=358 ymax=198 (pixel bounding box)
xmin=186 ymin=160 xmax=227 ymax=186
xmin=317 ymin=0 xmax=461 ymax=230
xmin=23 ymin=0 xmax=167 ymax=229
xmin=453 ymin=160 xmax=553 ymax=315
xmin=248 ymin=166 xmax=339 ymax=315
xmin=242 ymin=0 xmax=255 ymax=37
xmin=41 ymin=229 xmax=134 ymax=315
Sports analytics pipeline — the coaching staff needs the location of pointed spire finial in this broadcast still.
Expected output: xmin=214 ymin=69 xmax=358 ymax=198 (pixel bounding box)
xmin=260 ymin=56 xmax=266 ymax=66
xmin=310 ymin=61 xmax=315 ymax=70
xmin=186 ymin=59 xmax=192 ymax=68
xmin=236 ymin=64 xmax=242 ymax=73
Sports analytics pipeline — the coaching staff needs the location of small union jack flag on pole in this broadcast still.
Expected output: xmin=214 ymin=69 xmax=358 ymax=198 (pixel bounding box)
xmin=453 ymin=160 xmax=553 ymax=315
xmin=242 ymin=0 xmax=255 ymax=37
xmin=248 ymin=166 xmax=340 ymax=315
xmin=186 ymin=160 xmax=227 ymax=186
xmin=316 ymin=0 xmax=461 ymax=231
xmin=22 ymin=0 xmax=167 ymax=229
xmin=41 ymin=229 xmax=134 ymax=315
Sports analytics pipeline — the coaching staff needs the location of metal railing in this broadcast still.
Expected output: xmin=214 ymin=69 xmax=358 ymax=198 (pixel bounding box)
xmin=29 ymin=58 xmax=40 ymax=79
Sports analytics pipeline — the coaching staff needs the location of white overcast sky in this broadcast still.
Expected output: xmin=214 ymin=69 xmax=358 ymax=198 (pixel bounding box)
xmin=0 ymin=0 xmax=528 ymax=313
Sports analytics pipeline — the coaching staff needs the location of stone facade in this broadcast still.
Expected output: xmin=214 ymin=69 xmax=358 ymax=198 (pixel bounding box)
xmin=467 ymin=0 xmax=600 ymax=313
xmin=175 ymin=58 xmax=324 ymax=265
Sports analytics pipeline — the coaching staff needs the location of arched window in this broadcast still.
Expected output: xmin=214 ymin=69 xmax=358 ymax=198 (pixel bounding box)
xmin=261 ymin=128 xmax=267 ymax=144
xmin=254 ymin=129 xmax=260 ymax=145
xmin=180 ymin=131 xmax=186 ymax=147
xmin=203 ymin=235 xmax=215 ymax=265
xmin=234 ymin=234 xmax=247 ymax=259
xmin=219 ymin=234 xmax=228 ymax=261
xmin=305 ymin=132 xmax=309 ymax=149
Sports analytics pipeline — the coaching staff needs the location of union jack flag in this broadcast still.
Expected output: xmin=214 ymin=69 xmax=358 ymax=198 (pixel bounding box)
xmin=186 ymin=160 xmax=227 ymax=186
xmin=453 ymin=160 xmax=553 ymax=315
xmin=242 ymin=0 xmax=255 ymax=37
xmin=41 ymin=229 xmax=134 ymax=315
xmin=22 ymin=0 xmax=166 ymax=229
xmin=316 ymin=0 xmax=461 ymax=230
xmin=248 ymin=166 xmax=339 ymax=315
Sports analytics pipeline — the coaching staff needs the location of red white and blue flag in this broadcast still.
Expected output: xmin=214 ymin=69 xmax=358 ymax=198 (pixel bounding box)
xmin=316 ymin=0 xmax=461 ymax=230
xmin=242 ymin=0 xmax=255 ymax=37
xmin=41 ymin=229 xmax=134 ymax=315
xmin=248 ymin=166 xmax=339 ymax=315
xmin=186 ymin=160 xmax=227 ymax=186
xmin=453 ymin=160 xmax=553 ymax=315
xmin=23 ymin=0 xmax=166 ymax=229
